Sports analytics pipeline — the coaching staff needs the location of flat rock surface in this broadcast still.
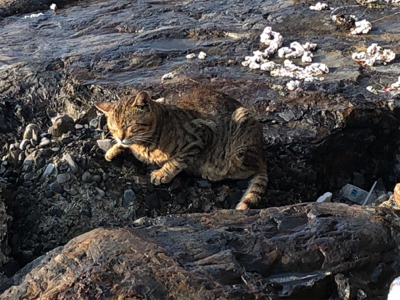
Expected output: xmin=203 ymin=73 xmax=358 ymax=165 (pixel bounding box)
xmin=1 ymin=203 xmax=400 ymax=299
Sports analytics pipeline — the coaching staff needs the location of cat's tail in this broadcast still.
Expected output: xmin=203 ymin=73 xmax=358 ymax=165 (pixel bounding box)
xmin=236 ymin=170 xmax=268 ymax=210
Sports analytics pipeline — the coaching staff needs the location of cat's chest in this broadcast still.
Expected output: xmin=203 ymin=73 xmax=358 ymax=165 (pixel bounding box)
xmin=130 ymin=144 xmax=170 ymax=165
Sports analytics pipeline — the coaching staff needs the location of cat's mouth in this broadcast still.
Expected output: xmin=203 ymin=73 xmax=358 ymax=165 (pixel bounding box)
xmin=116 ymin=138 xmax=133 ymax=147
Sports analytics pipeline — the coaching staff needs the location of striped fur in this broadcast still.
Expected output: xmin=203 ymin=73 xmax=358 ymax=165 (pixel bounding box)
xmin=95 ymin=88 xmax=268 ymax=209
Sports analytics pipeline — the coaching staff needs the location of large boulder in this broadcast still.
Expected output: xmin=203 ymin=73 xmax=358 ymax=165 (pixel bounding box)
xmin=1 ymin=203 xmax=400 ymax=299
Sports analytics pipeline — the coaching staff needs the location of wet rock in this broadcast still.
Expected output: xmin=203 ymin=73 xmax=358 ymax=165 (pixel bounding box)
xmin=48 ymin=115 xmax=75 ymax=137
xmin=44 ymin=191 xmax=54 ymax=198
xmin=96 ymin=139 xmax=113 ymax=153
xmin=176 ymin=191 xmax=186 ymax=205
xmin=23 ymin=173 xmax=33 ymax=181
xmin=62 ymin=154 xmax=79 ymax=174
xmin=122 ymin=189 xmax=136 ymax=206
xmin=49 ymin=182 xmax=64 ymax=194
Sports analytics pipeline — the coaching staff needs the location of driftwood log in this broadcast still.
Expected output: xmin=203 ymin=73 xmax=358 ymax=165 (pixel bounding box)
xmin=1 ymin=202 xmax=400 ymax=300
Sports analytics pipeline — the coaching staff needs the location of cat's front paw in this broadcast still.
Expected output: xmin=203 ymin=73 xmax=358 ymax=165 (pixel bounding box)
xmin=150 ymin=169 xmax=172 ymax=185
xmin=105 ymin=148 xmax=117 ymax=162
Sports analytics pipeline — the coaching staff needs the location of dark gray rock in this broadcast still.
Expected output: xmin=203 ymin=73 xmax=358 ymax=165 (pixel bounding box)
xmin=81 ymin=171 xmax=94 ymax=183
xmin=62 ymin=154 xmax=79 ymax=174
xmin=56 ymin=174 xmax=70 ymax=184
xmin=49 ymin=182 xmax=64 ymax=194
xmin=122 ymin=189 xmax=136 ymax=206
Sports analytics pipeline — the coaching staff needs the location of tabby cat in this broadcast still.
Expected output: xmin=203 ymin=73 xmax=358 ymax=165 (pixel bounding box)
xmin=95 ymin=88 xmax=268 ymax=210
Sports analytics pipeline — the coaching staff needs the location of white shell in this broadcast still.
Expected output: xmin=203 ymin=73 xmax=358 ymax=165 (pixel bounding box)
xmin=161 ymin=73 xmax=174 ymax=80
xmin=198 ymin=51 xmax=207 ymax=60
xmin=186 ymin=53 xmax=196 ymax=59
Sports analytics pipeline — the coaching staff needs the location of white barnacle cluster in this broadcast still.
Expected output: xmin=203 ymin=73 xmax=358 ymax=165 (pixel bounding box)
xmin=23 ymin=13 xmax=44 ymax=19
xmin=278 ymin=41 xmax=317 ymax=63
xmin=309 ymin=2 xmax=329 ymax=11
xmin=242 ymin=27 xmax=329 ymax=82
xmin=260 ymin=27 xmax=284 ymax=55
xmin=350 ymin=19 xmax=372 ymax=35
xmin=185 ymin=51 xmax=207 ymax=60
xmin=161 ymin=72 xmax=174 ymax=81
xmin=352 ymin=43 xmax=396 ymax=66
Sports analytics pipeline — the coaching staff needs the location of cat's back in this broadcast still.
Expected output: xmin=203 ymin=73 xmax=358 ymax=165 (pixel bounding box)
xmin=175 ymin=87 xmax=242 ymax=118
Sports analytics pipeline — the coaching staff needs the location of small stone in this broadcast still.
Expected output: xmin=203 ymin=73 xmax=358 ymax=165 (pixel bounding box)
xmin=80 ymin=202 xmax=92 ymax=218
xmin=75 ymin=124 xmax=83 ymax=129
xmin=197 ymin=180 xmax=211 ymax=188
xmin=50 ymin=182 xmax=64 ymax=194
xmin=23 ymin=172 xmax=34 ymax=181
xmin=170 ymin=178 xmax=183 ymax=193
xmin=97 ymin=139 xmax=113 ymax=153
xmin=23 ymin=124 xmax=40 ymax=141
xmin=39 ymin=137 xmax=51 ymax=148
xmin=0 ymin=165 xmax=5 ymax=175
xmin=63 ymin=153 xmax=79 ymax=174
xmin=82 ymin=171 xmax=94 ymax=183
xmin=41 ymin=163 xmax=55 ymax=180
xmin=89 ymin=118 xmax=98 ymax=128
xmin=23 ymin=150 xmax=47 ymax=171
xmin=145 ymin=193 xmax=161 ymax=209
xmin=123 ymin=189 xmax=136 ymax=206
xmin=51 ymin=147 xmax=60 ymax=152
xmin=57 ymin=173 xmax=70 ymax=184
xmin=44 ymin=190 xmax=54 ymax=198
xmin=48 ymin=115 xmax=75 ymax=137
xmin=93 ymin=175 xmax=101 ymax=183
xmin=95 ymin=187 xmax=105 ymax=197
xmin=19 ymin=139 xmax=30 ymax=151
xmin=316 ymin=192 xmax=333 ymax=203
xmin=50 ymin=3 xmax=57 ymax=11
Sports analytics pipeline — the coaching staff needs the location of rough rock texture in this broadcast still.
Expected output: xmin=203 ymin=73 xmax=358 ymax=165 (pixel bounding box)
xmin=1 ymin=203 xmax=400 ymax=299
xmin=1 ymin=0 xmax=400 ymax=293
xmin=0 ymin=179 xmax=13 ymax=285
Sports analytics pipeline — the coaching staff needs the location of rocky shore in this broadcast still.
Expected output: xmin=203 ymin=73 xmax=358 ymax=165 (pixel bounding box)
xmin=1 ymin=0 xmax=400 ymax=298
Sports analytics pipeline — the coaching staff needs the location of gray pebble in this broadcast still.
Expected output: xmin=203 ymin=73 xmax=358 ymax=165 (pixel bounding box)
xmin=82 ymin=171 xmax=94 ymax=183
xmin=123 ymin=189 xmax=136 ymax=206
xmin=96 ymin=139 xmax=113 ymax=152
xmin=51 ymin=147 xmax=60 ymax=152
xmin=50 ymin=182 xmax=64 ymax=194
xmin=75 ymin=124 xmax=83 ymax=129
xmin=57 ymin=173 xmax=70 ymax=184
xmin=42 ymin=163 xmax=55 ymax=179
xmin=197 ymin=180 xmax=211 ymax=188
xmin=23 ymin=173 xmax=34 ymax=181
xmin=95 ymin=187 xmax=105 ymax=197
xmin=80 ymin=202 xmax=92 ymax=218
xmin=93 ymin=175 xmax=102 ymax=183
xmin=63 ymin=153 xmax=79 ymax=174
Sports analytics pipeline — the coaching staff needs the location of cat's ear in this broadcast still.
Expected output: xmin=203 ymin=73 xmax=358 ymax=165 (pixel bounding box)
xmin=94 ymin=102 xmax=114 ymax=115
xmin=132 ymin=91 xmax=153 ymax=111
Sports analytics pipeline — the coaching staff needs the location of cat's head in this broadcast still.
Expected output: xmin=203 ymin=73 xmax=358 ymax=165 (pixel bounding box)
xmin=95 ymin=91 xmax=156 ymax=147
